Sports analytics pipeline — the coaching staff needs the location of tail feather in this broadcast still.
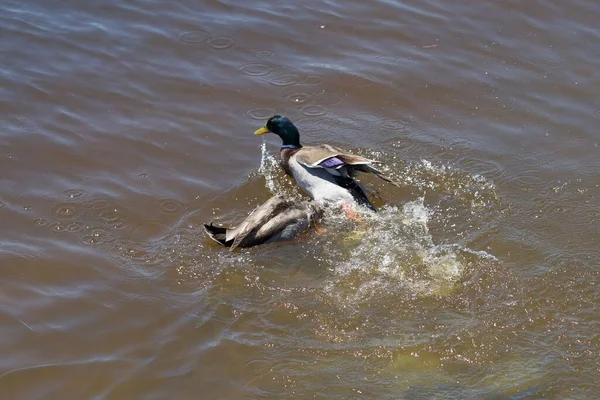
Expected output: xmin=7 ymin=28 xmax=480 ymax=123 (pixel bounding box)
xmin=203 ymin=223 xmax=233 ymax=247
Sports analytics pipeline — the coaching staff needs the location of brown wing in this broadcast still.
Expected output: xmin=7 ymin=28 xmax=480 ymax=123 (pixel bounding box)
xmin=294 ymin=145 xmax=401 ymax=187
xmin=294 ymin=144 xmax=376 ymax=168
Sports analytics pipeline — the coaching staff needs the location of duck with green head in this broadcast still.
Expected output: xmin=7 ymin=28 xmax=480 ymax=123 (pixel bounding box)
xmin=254 ymin=115 xmax=400 ymax=212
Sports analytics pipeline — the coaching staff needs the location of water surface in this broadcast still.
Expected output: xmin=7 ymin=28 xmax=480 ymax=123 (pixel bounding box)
xmin=1 ymin=0 xmax=599 ymax=398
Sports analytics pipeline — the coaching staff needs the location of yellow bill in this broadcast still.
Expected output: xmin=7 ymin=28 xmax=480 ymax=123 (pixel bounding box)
xmin=254 ymin=126 xmax=270 ymax=135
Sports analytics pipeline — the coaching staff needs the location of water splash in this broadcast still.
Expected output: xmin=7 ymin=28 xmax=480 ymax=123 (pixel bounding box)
xmin=321 ymin=198 xmax=497 ymax=303
xmin=258 ymin=141 xmax=281 ymax=194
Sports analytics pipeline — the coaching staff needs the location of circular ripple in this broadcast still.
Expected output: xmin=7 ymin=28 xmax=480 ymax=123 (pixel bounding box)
xmin=178 ymin=29 xmax=211 ymax=44
xmin=206 ymin=36 xmax=235 ymax=50
xmin=304 ymin=75 xmax=323 ymax=85
xmin=0 ymin=201 xmax=5 ymax=208
xmin=352 ymin=74 xmax=374 ymax=86
xmin=34 ymin=218 xmax=50 ymax=227
xmin=95 ymin=206 xmax=132 ymax=230
xmin=50 ymin=202 xmax=85 ymax=221
xmin=542 ymin=58 xmax=563 ymax=68
xmin=313 ymin=91 xmax=343 ymax=106
xmin=286 ymin=92 xmax=312 ymax=104
xmin=268 ymin=74 xmax=303 ymax=87
xmin=63 ymin=188 xmax=85 ymax=198
xmin=82 ymin=198 xmax=109 ymax=210
xmin=301 ymin=105 xmax=328 ymax=117
xmin=378 ymin=119 xmax=408 ymax=132
xmin=132 ymin=221 xmax=170 ymax=240
xmin=255 ymin=49 xmax=274 ymax=59
xmin=51 ymin=222 xmax=67 ymax=233
xmin=376 ymin=55 xmax=398 ymax=64
xmin=246 ymin=108 xmax=276 ymax=120
xmin=66 ymin=221 xmax=86 ymax=232
xmin=240 ymin=63 xmax=273 ymax=76
xmin=159 ymin=199 xmax=184 ymax=214
xmin=494 ymin=101 xmax=516 ymax=112
xmin=593 ymin=109 xmax=600 ymax=118
xmin=81 ymin=228 xmax=106 ymax=246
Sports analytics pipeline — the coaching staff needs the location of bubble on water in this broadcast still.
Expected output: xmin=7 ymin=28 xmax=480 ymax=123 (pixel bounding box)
xmin=22 ymin=205 xmax=32 ymax=211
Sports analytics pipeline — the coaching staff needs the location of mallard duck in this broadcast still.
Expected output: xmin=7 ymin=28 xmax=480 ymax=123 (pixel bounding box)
xmin=254 ymin=115 xmax=400 ymax=211
xmin=204 ymin=194 xmax=323 ymax=251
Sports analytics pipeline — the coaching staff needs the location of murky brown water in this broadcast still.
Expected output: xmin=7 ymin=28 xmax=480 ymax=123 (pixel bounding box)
xmin=1 ymin=0 xmax=599 ymax=398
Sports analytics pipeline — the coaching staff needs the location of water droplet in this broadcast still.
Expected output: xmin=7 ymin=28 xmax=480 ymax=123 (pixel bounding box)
xmin=138 ymin=173 xmax=149 ymax=178
xmin=178 ymin=29 xmax=211 ymax=44
xmin=206 ymin=36 xmax=235 ymax=50
xmin=22 ymin=205 xmax=32 ymax=211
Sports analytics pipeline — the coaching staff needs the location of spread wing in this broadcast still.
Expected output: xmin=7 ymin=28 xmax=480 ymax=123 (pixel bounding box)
xmin=294 ymin=145 xmax=401 ymax=187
